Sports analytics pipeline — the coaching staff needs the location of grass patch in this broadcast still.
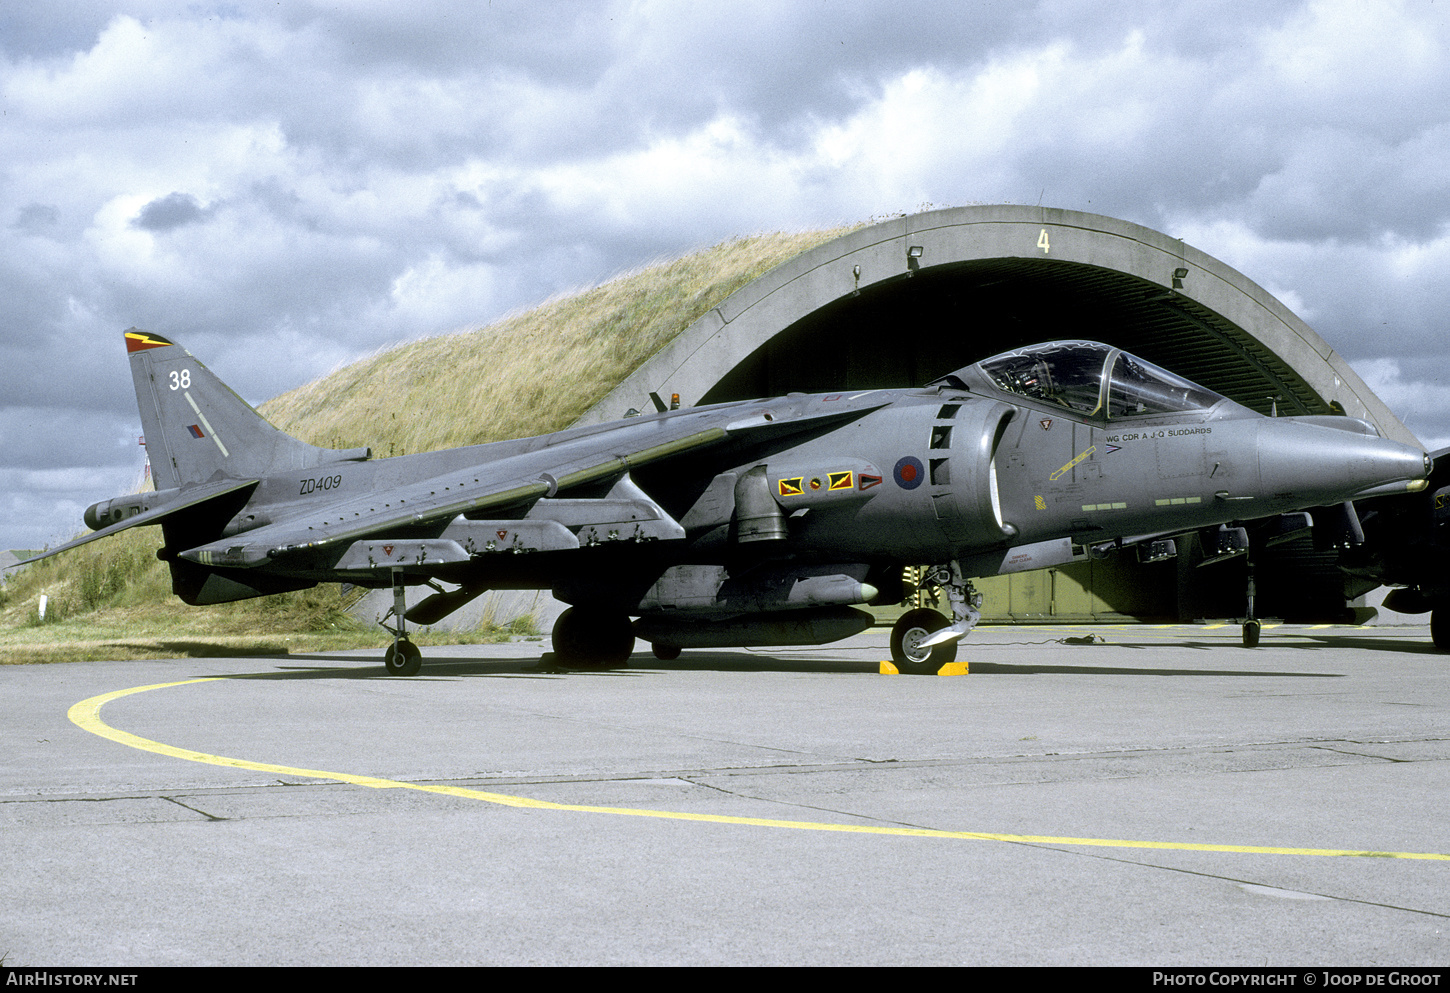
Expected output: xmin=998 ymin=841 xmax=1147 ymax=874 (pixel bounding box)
xmin=0 ymin=627 xmax=538 ymax=666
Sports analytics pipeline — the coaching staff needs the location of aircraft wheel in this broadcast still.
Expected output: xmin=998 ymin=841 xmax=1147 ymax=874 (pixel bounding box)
xmin=651 ymin=643 xmax=682 ymax=661
xmin=384 ymin=639 xmax=423 ymax=676
xmin=891 ymin=608 xmax=957 ymax=674
xmin=1242 ymin=620 xmax=1261 ymax=648
xmin=1433 ymin=609 xmax=1450 ymax=651
xmin=552 ymin=607 xmax=635 ymax=667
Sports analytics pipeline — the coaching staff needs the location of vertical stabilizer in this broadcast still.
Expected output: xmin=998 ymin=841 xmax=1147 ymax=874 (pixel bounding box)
xmin=125 ymin=328 xmax=369 ymax=489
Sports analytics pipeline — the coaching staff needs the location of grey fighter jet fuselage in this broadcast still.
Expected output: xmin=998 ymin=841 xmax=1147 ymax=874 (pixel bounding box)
xmin=42 ymin=332 xmax=1430 ymax=674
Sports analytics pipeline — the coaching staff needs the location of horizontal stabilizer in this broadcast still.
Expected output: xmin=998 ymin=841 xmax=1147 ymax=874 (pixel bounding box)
xmin=20 ymin=478 xmax=259 ymax=566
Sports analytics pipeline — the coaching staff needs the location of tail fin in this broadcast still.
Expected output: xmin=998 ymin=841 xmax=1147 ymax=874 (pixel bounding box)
xmin=125 ymin=328 xmax=369 ymax=488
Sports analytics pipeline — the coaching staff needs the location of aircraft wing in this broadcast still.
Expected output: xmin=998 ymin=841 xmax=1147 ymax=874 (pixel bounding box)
xmin=178 ymin=423 xmax=745 ymax=569
xmin=19 ymin=478 xmax=260 ymax=565
xmin=179 ymin=400 xmax=886 ymax=570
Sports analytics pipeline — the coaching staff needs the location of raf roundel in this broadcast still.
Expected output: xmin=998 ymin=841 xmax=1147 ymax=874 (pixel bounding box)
xmin=893 ymin=455 xmax=925 ymax=490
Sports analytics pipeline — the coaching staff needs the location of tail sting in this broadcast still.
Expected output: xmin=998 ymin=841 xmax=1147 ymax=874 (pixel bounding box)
xmin=125 ymin=328 xmax=369 ymax=488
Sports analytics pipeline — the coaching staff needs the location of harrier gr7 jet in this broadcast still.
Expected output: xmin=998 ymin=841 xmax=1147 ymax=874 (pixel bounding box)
xmin=35 ymin=331 xmax=1430 ymax=674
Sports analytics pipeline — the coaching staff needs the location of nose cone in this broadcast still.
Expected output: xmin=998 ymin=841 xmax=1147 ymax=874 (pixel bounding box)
xmin=1255 ymin=419 xmax=1428 ymax=505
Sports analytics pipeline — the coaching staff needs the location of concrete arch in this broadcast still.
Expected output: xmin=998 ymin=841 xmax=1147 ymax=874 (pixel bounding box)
xmin=581 ymin=205 xmax=1415 ymax=449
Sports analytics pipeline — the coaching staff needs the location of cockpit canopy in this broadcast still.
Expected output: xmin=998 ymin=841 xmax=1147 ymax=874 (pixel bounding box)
xmin=936 ymin=341 xmax=1228 ymax=419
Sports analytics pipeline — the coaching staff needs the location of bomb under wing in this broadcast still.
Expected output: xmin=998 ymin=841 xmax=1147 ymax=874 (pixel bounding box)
xmin=30 ymin=332 xmax=1429 ymax=674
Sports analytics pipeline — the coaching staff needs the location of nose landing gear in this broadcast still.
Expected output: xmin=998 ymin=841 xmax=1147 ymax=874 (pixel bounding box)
xmin=890 ymin=561 xmax=982 ymax=673
xmin=891 ymin=608 xmax=958 ymax=674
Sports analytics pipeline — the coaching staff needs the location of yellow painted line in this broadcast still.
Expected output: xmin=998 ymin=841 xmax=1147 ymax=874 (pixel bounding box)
xmin=68 ymin=680 xmax=559 ymax=809
xmin=69 ymin=678 xmax=1450 ymax=861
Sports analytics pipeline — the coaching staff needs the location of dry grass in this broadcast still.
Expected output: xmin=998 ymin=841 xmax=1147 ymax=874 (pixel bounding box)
xmin=0 ymin=527 xmax=368 ymax=664
xmin=0 ymin=625 xmax=537 ymax=666
xmin=5 ymin=228 xmax=850 ymax=661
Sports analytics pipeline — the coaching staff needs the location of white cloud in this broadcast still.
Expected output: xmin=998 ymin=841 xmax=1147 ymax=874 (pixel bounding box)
xmin=382 ymin=253 xmax=502 ymax=332
xmin=4 ymin=14 xmax=283 ymax=127
xmin=1252 ymin=0 xmax=1450 ymax=127
xmin=1352 ymin=357 xmax=1450 ymax=450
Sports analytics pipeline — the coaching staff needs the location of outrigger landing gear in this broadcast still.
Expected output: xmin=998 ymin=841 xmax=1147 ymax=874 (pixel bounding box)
xmin=381 ymin=568 xmax=423 ymax=676
xmin=890 ymin=561 xmax=982 ymax=674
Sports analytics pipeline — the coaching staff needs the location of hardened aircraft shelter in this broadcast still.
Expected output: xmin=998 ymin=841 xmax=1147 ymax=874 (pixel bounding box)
xmin=580 ymin=205 xmax=1414 ymax=623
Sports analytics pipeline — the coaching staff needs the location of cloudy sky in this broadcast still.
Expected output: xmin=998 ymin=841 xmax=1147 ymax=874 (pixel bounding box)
xmin=3 ymin=0 xmax=1449 ymax=553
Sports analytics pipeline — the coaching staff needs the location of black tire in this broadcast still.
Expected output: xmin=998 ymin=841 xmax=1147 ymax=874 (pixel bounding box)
xmin=384 ymin=639 xmax=423 ymax=676
xmin=1242 ymin=620 xmax=1261 ymax=648
xmin=891 ymin=608 xmax=958 ymax=674
xmin=552 ymin=607 xmax=635 ymax=667
xmin=651 ymin=643 xmax=682 ymax=661
xmin=1433 ymin=609 xmax=1450 ymax=651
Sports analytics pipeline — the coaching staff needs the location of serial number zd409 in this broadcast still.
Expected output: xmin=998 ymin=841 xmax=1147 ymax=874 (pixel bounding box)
xmin=299 ymin=474 xmax=343 ymax=496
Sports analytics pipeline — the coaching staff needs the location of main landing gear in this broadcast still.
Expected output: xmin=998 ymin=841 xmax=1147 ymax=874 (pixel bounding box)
xmin=551 ymin=606 xmax=636 ymax=668
xmin=890 ymin=561 xmax=981 ymax=674
xmin=381 ymin=568 xmax=422 ymax=676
